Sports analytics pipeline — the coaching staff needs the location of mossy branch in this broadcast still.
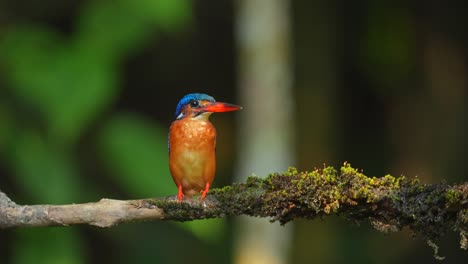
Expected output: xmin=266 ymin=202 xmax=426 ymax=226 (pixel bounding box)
xmin=1 ymin=163 xmax=467 ymax=254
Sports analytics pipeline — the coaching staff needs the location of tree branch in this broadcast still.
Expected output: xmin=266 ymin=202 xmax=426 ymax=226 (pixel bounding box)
xmin=0 ymin=195 xmax=165 ymax=228
xmin=1 ymin=163 xmax=467 ymax=252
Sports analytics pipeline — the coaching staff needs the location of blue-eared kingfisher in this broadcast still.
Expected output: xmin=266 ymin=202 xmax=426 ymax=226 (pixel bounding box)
xmin=168 ymin=93 xmax=242 ymax=202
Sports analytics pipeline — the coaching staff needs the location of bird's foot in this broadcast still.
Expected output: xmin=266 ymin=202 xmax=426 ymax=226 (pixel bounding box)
xmin=200 ymin=182 xmax=210 ymax=201
xmin=177 ymin=185 xmax=184 ymax=203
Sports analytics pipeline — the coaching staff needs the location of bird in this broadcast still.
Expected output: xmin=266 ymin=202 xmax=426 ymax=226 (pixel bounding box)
xmin=168 ymin=93 xmax=242 ymax=202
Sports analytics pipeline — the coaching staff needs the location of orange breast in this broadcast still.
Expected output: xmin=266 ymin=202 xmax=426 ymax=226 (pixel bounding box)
xmin=169 ymin=119 xmax=217 ymax=195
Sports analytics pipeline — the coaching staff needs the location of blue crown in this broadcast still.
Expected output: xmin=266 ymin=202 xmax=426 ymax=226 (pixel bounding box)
xmin=175 ymin=93 xmax=215 ymax=118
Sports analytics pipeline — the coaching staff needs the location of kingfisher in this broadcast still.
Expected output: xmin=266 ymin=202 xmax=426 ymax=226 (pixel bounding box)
xmin=168 ymin=93 xmax=242 ymax=202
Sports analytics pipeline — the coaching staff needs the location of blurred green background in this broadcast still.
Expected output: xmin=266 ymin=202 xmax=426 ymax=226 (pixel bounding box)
xmin=0 ymin=0 xmax=467 ymax=263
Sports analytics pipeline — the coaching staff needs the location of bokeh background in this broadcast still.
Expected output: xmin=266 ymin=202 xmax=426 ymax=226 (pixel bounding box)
xmin=0 ymin=0 xmax=467 ymax=263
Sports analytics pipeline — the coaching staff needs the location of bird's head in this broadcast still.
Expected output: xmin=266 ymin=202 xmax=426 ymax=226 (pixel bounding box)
xmin=175 ymin=93 xmax=242 ymax=120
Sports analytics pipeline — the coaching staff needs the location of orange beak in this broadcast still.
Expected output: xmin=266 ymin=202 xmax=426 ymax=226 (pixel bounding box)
xmin=202 ymin=102 xmax=242 ymax=113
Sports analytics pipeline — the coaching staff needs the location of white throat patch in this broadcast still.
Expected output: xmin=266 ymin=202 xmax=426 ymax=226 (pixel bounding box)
xmin=176 ymin=112 xmax=212 ymax=120
xmin=192 ymin=112 xmax=212 ymax=121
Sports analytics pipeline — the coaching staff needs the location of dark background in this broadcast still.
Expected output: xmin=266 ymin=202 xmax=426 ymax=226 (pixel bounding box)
xmin=0 ymin=0 xmax=467 ymax=263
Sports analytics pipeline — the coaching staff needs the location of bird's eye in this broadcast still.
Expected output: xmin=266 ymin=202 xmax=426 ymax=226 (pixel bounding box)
xmin=190 ymin=100 xmax=200 ymax=108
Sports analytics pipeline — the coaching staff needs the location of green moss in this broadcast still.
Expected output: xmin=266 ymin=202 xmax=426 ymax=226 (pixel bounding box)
xmin=445 ymin=189 xmax=461 ymax=204
xmin=284 ymin=166 xmax=299 ymax=176
xmin=246 ymin=175 xmax=264 ymax=187
xmin=340 ymin=162 xmax=358 ymax=175
xmin=323 ymin=166 xmax=338 ymax=177
xmin=246 ymin=162 xmax=416 ymax=223
xmin=141 ymin=162 xmax=465 ymax=256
